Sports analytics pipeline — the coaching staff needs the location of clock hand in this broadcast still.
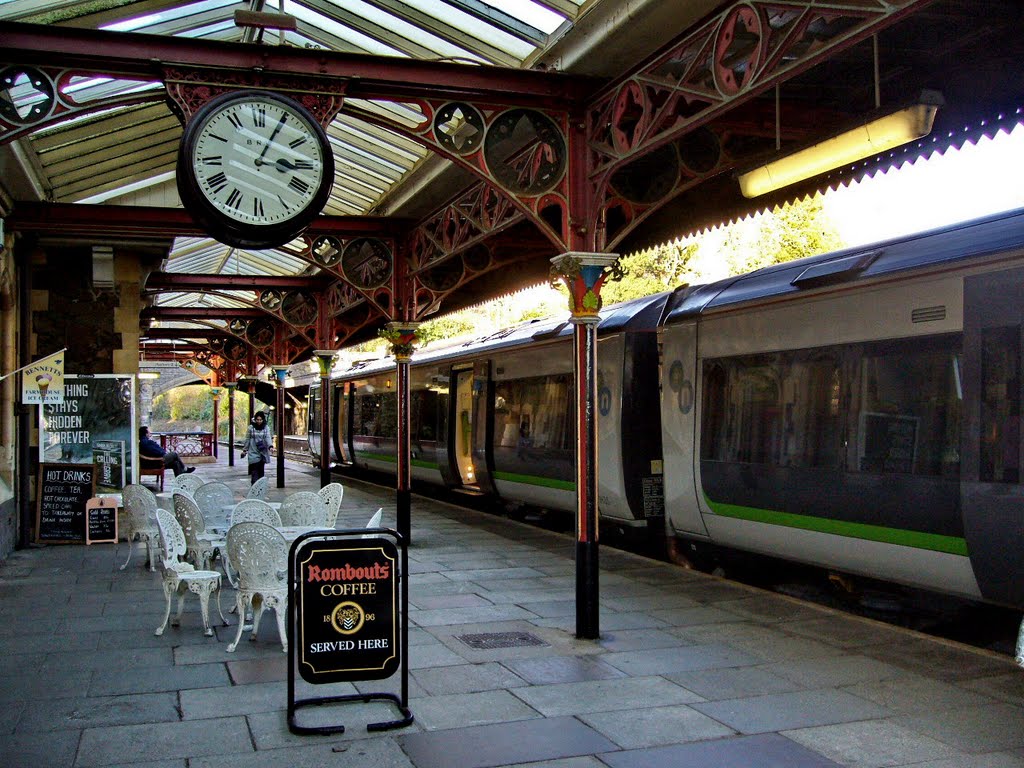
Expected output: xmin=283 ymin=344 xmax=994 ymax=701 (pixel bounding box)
xmin=255 ymin=114 xmax=287 ymax=167
xmin=275 ymin=157 xmax=316 ymax=173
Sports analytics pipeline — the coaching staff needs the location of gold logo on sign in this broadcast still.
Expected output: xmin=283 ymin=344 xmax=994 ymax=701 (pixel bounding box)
xmin=330 ymin=601 xmax=365 ymax=635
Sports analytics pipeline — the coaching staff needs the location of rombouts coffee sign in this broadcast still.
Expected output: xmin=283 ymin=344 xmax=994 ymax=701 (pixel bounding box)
xmin=297 ymin=539 xmax=399 ymax=684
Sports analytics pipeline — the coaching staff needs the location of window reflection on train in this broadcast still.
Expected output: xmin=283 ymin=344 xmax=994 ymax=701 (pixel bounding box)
xmin=493 ymin=374 xmax=573 ymax=484
xmin=702 ymin=336 xmax=962 ymax=475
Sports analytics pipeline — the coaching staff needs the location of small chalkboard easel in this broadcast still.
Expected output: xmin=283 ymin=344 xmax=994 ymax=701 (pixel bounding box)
xmin=86 ymin=497 xmax=119 ymax=545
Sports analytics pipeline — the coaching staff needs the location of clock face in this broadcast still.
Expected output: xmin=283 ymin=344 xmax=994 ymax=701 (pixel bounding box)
xmin=177 ymin=90 xmax=334 ymax=248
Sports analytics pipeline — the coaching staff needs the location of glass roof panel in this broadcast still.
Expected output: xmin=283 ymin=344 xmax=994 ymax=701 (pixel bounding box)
xmin=5 ymin=0 xmax=586 ymax=313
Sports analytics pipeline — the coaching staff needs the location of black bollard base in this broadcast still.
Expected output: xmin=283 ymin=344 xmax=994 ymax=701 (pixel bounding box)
xmin=575 ymin=540 xmax=600 ymax=639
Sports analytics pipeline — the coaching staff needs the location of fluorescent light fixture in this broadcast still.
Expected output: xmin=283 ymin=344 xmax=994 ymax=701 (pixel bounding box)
xmin=137 ymin=372 xmax=160 ymax=380
xmin=738 ymin=91 xmax=943 ymax=198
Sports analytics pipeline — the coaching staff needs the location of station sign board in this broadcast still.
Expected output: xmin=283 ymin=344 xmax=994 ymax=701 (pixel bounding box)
xmin=295 ymin=537 xmax=400 ymax=684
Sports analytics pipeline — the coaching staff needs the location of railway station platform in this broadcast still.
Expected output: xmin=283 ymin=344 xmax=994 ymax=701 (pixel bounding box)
xmin=2 ymin=448 xmax=1024 ymax=768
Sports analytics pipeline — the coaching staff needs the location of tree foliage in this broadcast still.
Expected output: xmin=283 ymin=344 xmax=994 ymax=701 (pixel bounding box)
xmin=600 ymin=196 xmax=844 ymax=305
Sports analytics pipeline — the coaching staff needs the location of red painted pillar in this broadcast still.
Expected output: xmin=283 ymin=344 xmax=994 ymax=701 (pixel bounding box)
xmin=272 ymin=365 xmax=289 ymax=488
xmin=224 ymin=381 xmax=237 ymax=467
xmin=313 ymin=350 xmax=337 ymax=488
xmin=383 ymin=322 xmax=421 ymax=546
xmin=550 ymin=252 xmax=620 ymax=640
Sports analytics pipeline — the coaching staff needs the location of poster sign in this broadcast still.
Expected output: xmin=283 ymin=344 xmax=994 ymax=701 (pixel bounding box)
xmin=296 ymin=538 xmax=400 ymax=684
xmin=93 ymin=440 xmax=126 ymax=492
xmin=41 ymin=374 xmax=136 ymax=478
xmin=36 ymin=463 xmax=95 ymax=543
xmin=21 ymin=349 xmax=65 ymax=405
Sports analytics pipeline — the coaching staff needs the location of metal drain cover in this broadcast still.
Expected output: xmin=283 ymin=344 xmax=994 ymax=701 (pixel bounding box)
xmin=456 ymin=631 xmax=548 ymax=650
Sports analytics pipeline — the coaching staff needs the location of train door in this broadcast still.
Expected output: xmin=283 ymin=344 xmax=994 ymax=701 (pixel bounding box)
xmin=660 ymin=321 xmax=709 ymax=537
xmin=961 ymin=266 xmax=1024 ymax=606
xmin=333 ymin=382 xmax=350 ymax=465
xmin=450 ymin=365 xmax=479 ymax=488
xmin=308 ymin=385 xmax=322 ymax=466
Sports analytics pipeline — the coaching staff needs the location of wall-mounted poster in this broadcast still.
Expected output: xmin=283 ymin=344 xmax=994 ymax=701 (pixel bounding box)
xmin=40 ymin=374 xmax=137 ymax=482
xmin=93 ymin=440 xmax=126 ymax=493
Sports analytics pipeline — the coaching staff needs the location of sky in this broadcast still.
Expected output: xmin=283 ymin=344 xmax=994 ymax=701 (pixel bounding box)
xmin=823 ymin=122 xmax=1024 ymax=247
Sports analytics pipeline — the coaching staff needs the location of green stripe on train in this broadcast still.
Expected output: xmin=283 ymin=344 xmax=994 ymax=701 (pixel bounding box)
xmin=357 ymin=451 xmax=438 ymax=470
xmin=704 ymin=496 xmax=969 ymax=556
xmin=492 ymin=471 xmax=575 ymax=492
xmin=356 ymin=453 xmax=573 ymax=490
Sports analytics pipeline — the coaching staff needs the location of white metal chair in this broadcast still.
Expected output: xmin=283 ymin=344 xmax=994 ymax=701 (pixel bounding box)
xmin=193 ymin=481 xmax=235 ymax=531
xmin=120 ymin=483 xmax=161 ymax=572
xmin=171 ymin=472 xmax=204 ymax=495
xmin=230 ymin=499 xmax=282 ymax=527
xmin=278 ymin=491 xmax=326 ymax=526
xmin=154 ymin=509 xmax=227 ymax=638
xmin=318 ymin=482 xmax=344 ymax=527
xmin=173 ymin=491 xmax=220 ymax=570
xmin=225 ymin=521 xmax=288 ymax=653
xmin=246 ymin=476 xmax=269 ymax=500
xmin=362 ymin=507 xmax=383 ymax=538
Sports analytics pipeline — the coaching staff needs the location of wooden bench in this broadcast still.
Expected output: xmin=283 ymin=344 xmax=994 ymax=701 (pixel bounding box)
xmin=140 ymin=456 xmax=166 ymax=491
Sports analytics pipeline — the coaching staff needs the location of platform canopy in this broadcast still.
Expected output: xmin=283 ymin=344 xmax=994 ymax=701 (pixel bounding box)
xmin=2 ymin=0 xmax=1023 ymax=375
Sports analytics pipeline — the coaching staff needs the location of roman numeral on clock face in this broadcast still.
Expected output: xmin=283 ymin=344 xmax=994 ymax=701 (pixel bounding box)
xmin=289 ymin=177 xmax=311 ymax=195
xmin=251 ymin=105 xmax=266 ymax=128
xmin=226 ymin=112 xmax=243 ymax=130
xmin=226 ymin=188 xmax=242 ymax=209
xmin=253 ymin=197 xmax=265 ymax=217
xmin=206 ymin=171 xmax=228 ymax=194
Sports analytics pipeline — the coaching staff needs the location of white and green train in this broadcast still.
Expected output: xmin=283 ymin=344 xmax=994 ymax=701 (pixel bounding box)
xmin=312 ymin=206 xmax=1024 ymax=609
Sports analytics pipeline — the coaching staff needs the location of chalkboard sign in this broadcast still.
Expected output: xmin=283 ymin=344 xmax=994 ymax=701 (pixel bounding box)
xmin=36 ymin=463 xmax=96 ymax=544
xmin=86 ymin=497 xmax=118 ymax=545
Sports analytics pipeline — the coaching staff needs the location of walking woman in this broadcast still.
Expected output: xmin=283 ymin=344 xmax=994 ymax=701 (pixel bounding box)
xmin=241 ymin=411 xmax=272 ymax=484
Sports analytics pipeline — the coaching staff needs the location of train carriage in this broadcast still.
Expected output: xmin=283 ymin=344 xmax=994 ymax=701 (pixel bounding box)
xmin=309 ymin=291 xmax=669 ymax=534
xmin=660 ymin=207 xmax=1024 ymax=608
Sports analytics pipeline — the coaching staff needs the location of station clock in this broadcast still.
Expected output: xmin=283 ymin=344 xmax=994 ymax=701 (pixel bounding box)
xmin=177 ymin=90 xmax=334 ymax=249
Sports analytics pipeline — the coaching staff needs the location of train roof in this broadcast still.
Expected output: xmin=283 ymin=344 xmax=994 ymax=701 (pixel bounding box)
xmin=663 ymin=206 xmax=1024 ymax=324
xmin=332 ymin=290 xmax=670 ymax=381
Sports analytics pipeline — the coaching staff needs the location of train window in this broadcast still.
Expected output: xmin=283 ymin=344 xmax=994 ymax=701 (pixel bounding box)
xmin=980 ymin=327 xmax=1020 ymax=483
xmin=702 ymin=335 xmax=960 ymax=476
xmin=493 ymin=374 xmax=572 ymax=453
xmin=701 ymin=351 xmax=841 ymax=468
xmin=352 ymin=392 xmax=398 ymax=438
xmin=856 ymin=336 xmax=961 ymax=476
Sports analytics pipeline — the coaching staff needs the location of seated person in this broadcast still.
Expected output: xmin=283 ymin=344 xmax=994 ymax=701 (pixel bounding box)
xmin=139 ymin=426 xmax=195 ymax=476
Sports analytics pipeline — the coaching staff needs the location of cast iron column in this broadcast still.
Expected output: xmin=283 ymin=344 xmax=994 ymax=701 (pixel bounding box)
xmin=272 ymin=365 xmax=289 ymax=488
xmin=550 ymin=252 xmax=620 ymax=640
xmin=313 ymin=350 xmax=337 ymax=488
xmin=384 ymin=322 xmax=421 ymax=546
xmin=224 ymin=381 xmax=237 ymax=467
xmin=210 ymin=385 xmax=221 ymax=459
xmin=245 ymin=376 xmax=256 ymax=421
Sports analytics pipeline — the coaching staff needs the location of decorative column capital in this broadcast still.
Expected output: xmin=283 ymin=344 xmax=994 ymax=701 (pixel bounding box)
xmin=380 ymin=321 xmax=422 ymax=363
xmin=550 ymin=252 xmax=621 ymax=323
xmin=271 ymin=365 xmax=290 ymax=386
xmin=223 ymin=381 xmax=238 ymax=392
xmin=209 ymin=385 xmax=222 ymax=399
xmin=312 ymin=349 xmax=337 ymax=377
